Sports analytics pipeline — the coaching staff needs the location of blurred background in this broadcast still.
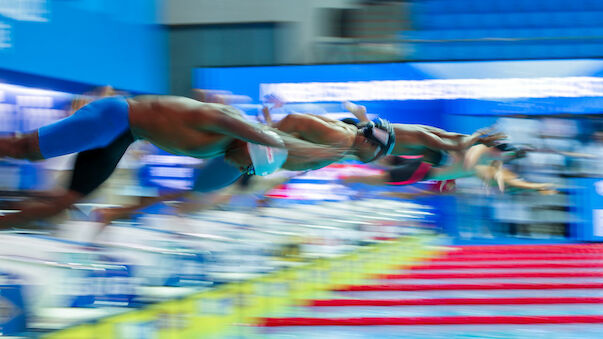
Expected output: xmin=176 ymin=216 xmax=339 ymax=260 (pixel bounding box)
xmin=0 ymin=0 xmax=603 ymax=338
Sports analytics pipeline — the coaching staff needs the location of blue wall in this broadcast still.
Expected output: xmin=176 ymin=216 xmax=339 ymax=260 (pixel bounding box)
xmin=0 ymin=0 xmax=167 ymax=93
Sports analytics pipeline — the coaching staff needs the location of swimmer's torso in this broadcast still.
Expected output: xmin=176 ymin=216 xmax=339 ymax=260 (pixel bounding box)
xmin=127 ymin=96 xmax=239 ymax=158
xmin=277 ymin=114 xmax=378 ymax=169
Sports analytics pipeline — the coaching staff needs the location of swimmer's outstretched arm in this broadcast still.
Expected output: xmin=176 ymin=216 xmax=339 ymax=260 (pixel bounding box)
xmin=204 ymin=105 xmax=346 ymax=163
xmin=502 ymin=170 xmax=556 ymax=194
xmin=391 ymin=127 xmax=462 ymax=154
xmin=393 ymin=126 xmax=504 ymax=155
xmin=203 ymin=105 xmax=286 ymax=148
xmin=474 ymin=165 xmax=555 ymax=194
xmin=415 ymin=125 xmax=466 ymax=139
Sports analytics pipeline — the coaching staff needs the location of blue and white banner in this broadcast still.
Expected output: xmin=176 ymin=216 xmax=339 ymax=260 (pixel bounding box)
xmin=572 ymin=178 xmax=603 ymax=241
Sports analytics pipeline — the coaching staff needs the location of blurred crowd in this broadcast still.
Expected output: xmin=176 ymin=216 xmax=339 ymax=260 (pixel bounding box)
xmin=456 ymin=116 xmax=603 ymax=239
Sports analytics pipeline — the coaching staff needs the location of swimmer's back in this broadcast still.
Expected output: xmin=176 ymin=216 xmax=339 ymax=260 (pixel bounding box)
xmin=127 ymin=95 xmax=241 ymax=158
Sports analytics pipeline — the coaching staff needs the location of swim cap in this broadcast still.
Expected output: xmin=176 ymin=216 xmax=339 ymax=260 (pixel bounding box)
xmin=247 ymin=131 xmax=288 ymax=176
xmin=360 ymin=118 xmax=396 ymax=159
xmin=494 ymin=143 xmax=531 ymax=162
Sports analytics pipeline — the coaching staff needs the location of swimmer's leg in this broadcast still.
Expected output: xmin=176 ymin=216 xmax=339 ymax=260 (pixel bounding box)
xmin=0 ymin=131 xmax=43 ymax=160
xmin=0 ymin=97 xmax=130 ymax=161
xmin=40 ymin=96 xmax=130 ymax=158
xmin=94 ymin=155 xmax=243 ymax=224
xmin=0 ymin=131 xmax=135 ymax=228
xmin=68 ymin=130 xmax=135 ymax=196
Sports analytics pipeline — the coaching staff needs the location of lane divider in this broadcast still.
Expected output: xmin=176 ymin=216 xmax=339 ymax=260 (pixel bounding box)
xmin=443 ymin=246 xmax=603 ymax=255
xmin=453 ymin=244 xmax=603 ymax=250
xmin=406 ymin=262 xmax=603 ymax=270
xmin=335 ymin=282 xmax=603 ymax=291
xmin=378 ymin=271 xmax=603 ymax=280
xmin=307 ymin=297 xmax=603 ymax=306
xmin=427 ymin=254 xmax=603 ymax=262
xmin=259 ymin=315 xmax=603 ymax=327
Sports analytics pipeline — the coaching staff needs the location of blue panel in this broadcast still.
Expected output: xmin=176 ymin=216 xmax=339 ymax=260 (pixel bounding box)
xmin=454 ymin=14 xmax=473 ymax=29
xmin=447 ymin=0 xmax=468 ymax=13
xmin=421 ymin=0 xmax=443 ymax=15
xmin=528 ymin=0 xmax=548 ymax=12
xmin=571 ymin=178 xmax=603 ymax=241
xmin=0 ymin=0 xmax=166 ymax=93
xmin=417 ymin=45 xmax=439 ymax=60
xmin=584 ymin=12 xmax=601 ymax=27
xmin=551 ymin=12 xmax=571 ymax=27
xmin=431 ymin=15 xmax=451 ymax=30
xmin=576 ymin=44 xmax=596 ymax=57
xmin=584 ymin=43 xmax=603 ymax=56
xmin=496 ymin=0 xmax=519 ymax=13
xmin=569 ymin=0 xmax=587 ymax=11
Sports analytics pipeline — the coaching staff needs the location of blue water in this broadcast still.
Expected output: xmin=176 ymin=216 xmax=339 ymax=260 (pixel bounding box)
xmin=224 ymin=324 xmax=603 ymax=339
xmin=270 ymin=304 xmax=603 ymax=318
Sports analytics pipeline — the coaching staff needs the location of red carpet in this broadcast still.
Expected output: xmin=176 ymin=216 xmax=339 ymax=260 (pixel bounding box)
xmin=260 ymin=244 xmax=603 ymax=329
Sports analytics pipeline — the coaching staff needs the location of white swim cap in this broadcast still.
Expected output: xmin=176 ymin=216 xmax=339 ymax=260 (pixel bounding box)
xmin=247 ymin=131 xmax=288 ymax=176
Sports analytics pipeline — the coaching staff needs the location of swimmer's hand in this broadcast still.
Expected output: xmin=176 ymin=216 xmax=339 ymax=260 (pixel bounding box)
xmin=535 ymin=183 xmax=557 ymax=195
xmin=463 ymin=127 xmax=506 ymax=148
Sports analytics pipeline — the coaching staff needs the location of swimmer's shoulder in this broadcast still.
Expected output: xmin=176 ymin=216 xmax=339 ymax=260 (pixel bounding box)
xmin=128 ymin=95 xmax=210 ymax=110
xmin=129 ymin=95 xmax=197 ymax=105
xmin=128 ymin=95 xmax=244 ymax=119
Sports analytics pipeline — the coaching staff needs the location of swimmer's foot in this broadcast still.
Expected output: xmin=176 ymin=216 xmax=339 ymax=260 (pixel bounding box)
xmin=343 ymin=101 xmax=369 ymax=122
